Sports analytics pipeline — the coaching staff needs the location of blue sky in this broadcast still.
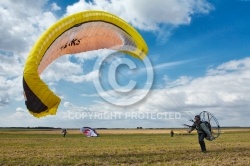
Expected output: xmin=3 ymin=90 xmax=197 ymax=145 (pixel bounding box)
xmin=0 ymin=0 xmax=250 ymax=128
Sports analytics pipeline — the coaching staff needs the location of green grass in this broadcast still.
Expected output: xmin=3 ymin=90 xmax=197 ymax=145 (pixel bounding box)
xmin=0 ymin=129 xmax=249 ymax=166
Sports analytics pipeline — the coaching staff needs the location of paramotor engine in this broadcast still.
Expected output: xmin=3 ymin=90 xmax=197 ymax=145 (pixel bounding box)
xmin=184 ymin=111 xmax=221 ymax=140
xmin=199 ymin=111 xmax=221 ymax=139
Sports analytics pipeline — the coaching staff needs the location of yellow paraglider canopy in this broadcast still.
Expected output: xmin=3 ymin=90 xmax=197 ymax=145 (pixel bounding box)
xmin=23 ymin=10 xmax=148 ymax=118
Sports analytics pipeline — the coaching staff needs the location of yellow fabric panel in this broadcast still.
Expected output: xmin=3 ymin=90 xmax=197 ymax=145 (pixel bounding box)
xmin=23 ymin=10 xmax=148 ymax=118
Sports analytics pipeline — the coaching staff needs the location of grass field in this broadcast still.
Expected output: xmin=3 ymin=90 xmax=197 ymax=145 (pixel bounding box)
xmin=0 ymin=128 xmax=249 ymax=166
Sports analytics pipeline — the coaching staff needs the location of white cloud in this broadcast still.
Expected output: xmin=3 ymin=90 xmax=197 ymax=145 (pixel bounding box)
xmin=153 ymin=60 xmax=192 ymax=71
xmin=51 ymin=2 xmax=61 ymax=11
xmin=0 ymin=75 xmax=23 ymax=107
xmin=55 ymin=57 xmax=250 ymax=127
xmin=206 ymin=58 xmax=250 ymax=76
xmin=0 ymin=53 xmax=23 ymax=78
xmin=68 ymin=70 xmax=98 ymax=83
xmin=144 ymin=58 xmax=250 ymax=122
xmin=41 ymin=56 xmax=83 ymax=82
xmin=40 ymin=54 xmax=100 ymax=83
xmin=65 ymin=0 xmax=213 ymax=31
xmin=0 ymin=0 xmax=57 ymax=54
xmin=16 ymin=107 xmax=26 ymax=112
xmin=0 ymin=0 xmax=59 ymax=109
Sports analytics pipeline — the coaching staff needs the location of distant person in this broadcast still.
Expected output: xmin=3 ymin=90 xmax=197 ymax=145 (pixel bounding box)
xmin=188 ymin=115 xmax=214 ymax=152
xmin=170 ymin=130 xmax=174 ymax=137
xmin=62 ymin=129 xmax=67 ymax=137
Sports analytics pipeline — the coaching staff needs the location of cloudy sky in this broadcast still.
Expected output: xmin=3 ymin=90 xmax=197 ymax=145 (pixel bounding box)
xmin=0 ymin=0 xmax=250 ymax=128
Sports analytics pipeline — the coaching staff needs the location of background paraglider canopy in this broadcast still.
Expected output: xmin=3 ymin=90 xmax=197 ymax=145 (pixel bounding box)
xmin=23 ymin=10 xmax=148 ymax=118
xmin=80 ymin=127 xmax=99 ymax=137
